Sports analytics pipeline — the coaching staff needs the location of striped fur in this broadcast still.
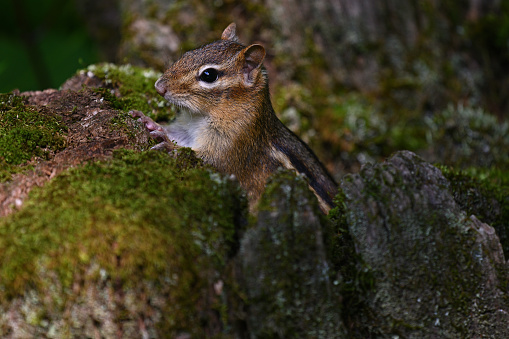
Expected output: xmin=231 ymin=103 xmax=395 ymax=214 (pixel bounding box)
xmin=155 ymin=23 xmax=338 ymax=213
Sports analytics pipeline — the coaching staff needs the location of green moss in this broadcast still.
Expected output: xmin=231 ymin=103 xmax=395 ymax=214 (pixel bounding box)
xmin=328 ymin=189 xmax=375 ymax=336
xmin=83 ymin=63 xmax=175 ymax=121
xmin=327 ymin=190 xmax=353 ymax=271
xmin=440 ymin=165 xmax=509 ymax=256
xmin=0 ymin=149 xmax=246 ymax=335
xmin=0 ymin=93 xmax=67 ymax=182
xmin=243 ymin=170 xmax=344 ymax=337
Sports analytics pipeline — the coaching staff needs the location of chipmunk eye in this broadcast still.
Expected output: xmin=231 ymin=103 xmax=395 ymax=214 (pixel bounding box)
xmin=199 ymin=68 xmax=219 ymax=83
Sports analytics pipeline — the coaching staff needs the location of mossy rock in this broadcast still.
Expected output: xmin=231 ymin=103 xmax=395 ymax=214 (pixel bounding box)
xmin=440 ymin=165 xmax=509 ymax=258
xmin=335 ymin=151 xmax=509 ymax=338
xmin=240 ymin=170 xmax=346 ymax=338
xmin=0 ymin=149 xmax=247 ymax=337
xmin=0 ymin=93 xmax=67 ymax=182
xmin=63 ymin=63 xmax=174 ymax=122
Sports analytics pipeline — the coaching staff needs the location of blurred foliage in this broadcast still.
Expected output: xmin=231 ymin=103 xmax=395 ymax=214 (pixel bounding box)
xmin=426 ymin=105 xmax=509 ymax=169
xmin=0 ymin=0 xmax=100 ymax=92
xmin=274 ymin=88 xmax=430 ymax=173
xmin=464 ymin=0 xmax=509 ymax=114
xmin=274 ymin=80 xmax=509 ymax=175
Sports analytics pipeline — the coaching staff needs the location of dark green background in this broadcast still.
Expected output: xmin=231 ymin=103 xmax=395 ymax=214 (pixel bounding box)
xmin=0 ymin=0 xmax=100 ymax=92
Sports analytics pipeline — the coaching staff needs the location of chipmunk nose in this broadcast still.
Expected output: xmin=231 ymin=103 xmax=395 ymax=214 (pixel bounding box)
xmin=155 ymin=78 xmax=167 ymax=96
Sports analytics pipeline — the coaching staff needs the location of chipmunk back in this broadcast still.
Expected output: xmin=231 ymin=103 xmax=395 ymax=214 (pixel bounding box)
xmin=133 ymin=23 xmax=337 ymax=213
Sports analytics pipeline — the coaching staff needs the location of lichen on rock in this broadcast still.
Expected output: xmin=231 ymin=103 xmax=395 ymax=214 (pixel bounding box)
xmin=337 ymin=151 xmax=509 ymax=337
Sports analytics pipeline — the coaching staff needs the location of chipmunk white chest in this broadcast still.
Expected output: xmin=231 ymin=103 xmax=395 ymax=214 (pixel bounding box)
xmin=163 ymin=110 xmax=211 ymax=149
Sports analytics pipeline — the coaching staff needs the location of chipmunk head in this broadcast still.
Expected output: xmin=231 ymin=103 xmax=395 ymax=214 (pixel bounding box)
xmin=155 ymin=23 xmax=267 ymax=120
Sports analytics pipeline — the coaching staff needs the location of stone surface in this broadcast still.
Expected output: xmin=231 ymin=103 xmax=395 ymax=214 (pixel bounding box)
xmin=240 ymin=170 xmax=346 ymax=338
xmin=340 ymin=151 xmax=509 ymax=337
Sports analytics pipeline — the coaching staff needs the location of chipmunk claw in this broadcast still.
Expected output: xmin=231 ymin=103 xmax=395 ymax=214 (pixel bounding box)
xmin=130 ymin=110 xmax=176 ymax=152
xmin=130 ymin=110 xmax=163 ymax=132
xmin=130 ymin=110 xmax=144 ymax=119
xmin=149 ymin=130 xmax=169 ymax=142
xmin=151 ymin=141 xmax=176 ymax=152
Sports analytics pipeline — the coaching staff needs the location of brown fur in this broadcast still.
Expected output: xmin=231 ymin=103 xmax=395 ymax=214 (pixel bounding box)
xmin=150 ymin=23 xmax=337 ymax=213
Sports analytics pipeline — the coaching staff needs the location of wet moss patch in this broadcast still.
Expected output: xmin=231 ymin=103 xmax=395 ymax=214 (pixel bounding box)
xmin=0 ymin=93 xmax=67 ymax=182
xmin=0 ymin=149 xmax=246 ymax=336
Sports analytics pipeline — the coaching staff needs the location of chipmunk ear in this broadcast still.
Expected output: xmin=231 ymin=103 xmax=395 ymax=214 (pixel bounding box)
xmin=221 ymin=23 xmax=239 ymax=42
xmin=241 ymin=44 xmax=266 ymax=85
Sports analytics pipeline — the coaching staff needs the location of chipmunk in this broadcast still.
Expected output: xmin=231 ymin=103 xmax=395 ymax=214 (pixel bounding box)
xmin=131 ymin=23 xmax=337 ymax=213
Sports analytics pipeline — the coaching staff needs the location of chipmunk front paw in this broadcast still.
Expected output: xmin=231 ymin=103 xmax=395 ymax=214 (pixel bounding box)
xmin=130 ymin=110 xmax=176 ymax=152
